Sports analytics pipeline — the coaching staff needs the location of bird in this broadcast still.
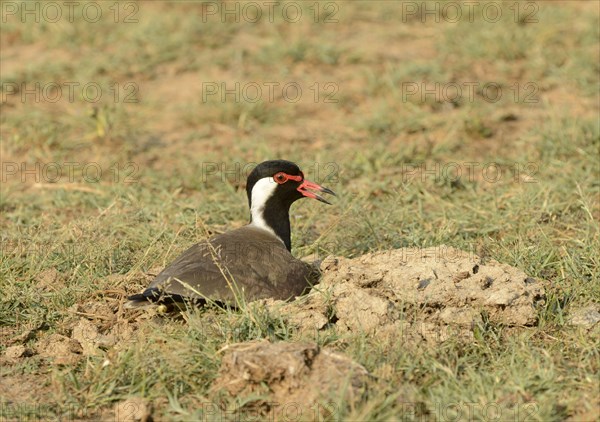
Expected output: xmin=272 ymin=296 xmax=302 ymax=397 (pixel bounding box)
xmin=125 ymin=159 xmax=335 ymax=309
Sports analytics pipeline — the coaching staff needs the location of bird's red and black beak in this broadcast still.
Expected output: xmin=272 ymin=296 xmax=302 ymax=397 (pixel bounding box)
xmin=297 ymin=179 xmax=336 ymax=205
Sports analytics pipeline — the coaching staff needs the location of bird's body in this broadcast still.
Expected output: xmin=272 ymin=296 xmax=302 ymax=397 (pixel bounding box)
xmin=125 ymin=160 xmax=334 ymax=308
xmin=136 ymin=225 xmax=317 ymax=304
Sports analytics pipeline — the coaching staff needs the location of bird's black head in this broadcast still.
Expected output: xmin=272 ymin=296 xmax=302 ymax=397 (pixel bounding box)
xmin=245 ymin=160 xmax=335 ymax=250
xmin=246 ymin=160 xmax=303 ymax=207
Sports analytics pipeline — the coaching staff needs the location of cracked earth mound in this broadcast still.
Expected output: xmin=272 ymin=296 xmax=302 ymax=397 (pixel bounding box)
xmin=269 ymin=246 xmax=546 ymax=341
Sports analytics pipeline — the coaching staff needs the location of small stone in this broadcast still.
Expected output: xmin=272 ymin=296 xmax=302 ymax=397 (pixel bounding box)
xmin=452 ymin=271 xmax=470 ymax=283
xmin=417 ymin=278 xmax=431 ymax=290
xmin=568 ymin=305 xmax=600 ymax=329
xmin=481 ymin=276 xmax=493 ymax=290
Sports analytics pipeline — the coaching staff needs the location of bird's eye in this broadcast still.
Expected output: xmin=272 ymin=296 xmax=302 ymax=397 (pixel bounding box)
xmin=274 ymin=172 xmax=287 ymax=184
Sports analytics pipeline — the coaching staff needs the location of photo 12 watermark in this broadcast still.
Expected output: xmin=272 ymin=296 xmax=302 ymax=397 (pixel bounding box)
xmin=0 ymin=403 xmax=91 ymax=422
xmin=2 ymin=1 xmax=139 ymax=24
xmin=1 ymin=82 xmax=139 ymax=104
xmin=400 ymin=1 xmax=539 ymax=24
xmin=196 ymin=401 xmax=339 ymax=422
xmin=200 ymin=161 xmax=340 ymax=185
xmin=401 ymin=82 xmax=539 ymax=104
xmin=0 ymin=238 xmax=128 ymax=267
xmin=201 ymin=82 xmax=339 ymax=104
xmin=1 ymin=161 xmax=140 ymax=184
xmin=398 ymin=401 xmax=539 ymax=421
xmin=400 ymin=162 xmax=539 ymax=184
xmin=198 ymin=1 xmax=340 ymax=24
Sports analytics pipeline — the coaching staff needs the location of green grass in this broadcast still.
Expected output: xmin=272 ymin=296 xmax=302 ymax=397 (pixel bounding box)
xmin=1 ymin=1 xmax=599 ymax=420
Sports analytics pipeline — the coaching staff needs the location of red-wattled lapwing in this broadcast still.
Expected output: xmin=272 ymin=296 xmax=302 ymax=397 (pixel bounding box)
xmin=125 ymin=160 xmax=335 ymax=308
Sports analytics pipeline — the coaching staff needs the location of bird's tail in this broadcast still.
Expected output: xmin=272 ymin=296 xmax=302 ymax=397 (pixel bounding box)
xmin=123 ymin=293 xmax=157 ymax=309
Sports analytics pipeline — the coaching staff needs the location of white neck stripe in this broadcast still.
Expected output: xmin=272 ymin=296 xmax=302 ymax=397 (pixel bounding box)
xmin=249 ymin=177 xmax=284 ymax=244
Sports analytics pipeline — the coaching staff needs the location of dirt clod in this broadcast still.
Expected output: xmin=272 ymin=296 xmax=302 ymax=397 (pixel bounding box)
xmin=35 ymin=267 xmax=61 ymax=291
xmin=212 ymin=341 xmax=369 ymax=418
xmin=72 ymin=318 xmax=116 ymax=356
xmin=3 ymin=345 xmax=34 ymax=362
xmin=36 ymin=333 xmax=83 ymax=365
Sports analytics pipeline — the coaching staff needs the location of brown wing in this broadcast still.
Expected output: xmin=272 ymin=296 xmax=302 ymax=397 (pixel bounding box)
xmin=144 ymin=225 xmax=317 ymax=303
